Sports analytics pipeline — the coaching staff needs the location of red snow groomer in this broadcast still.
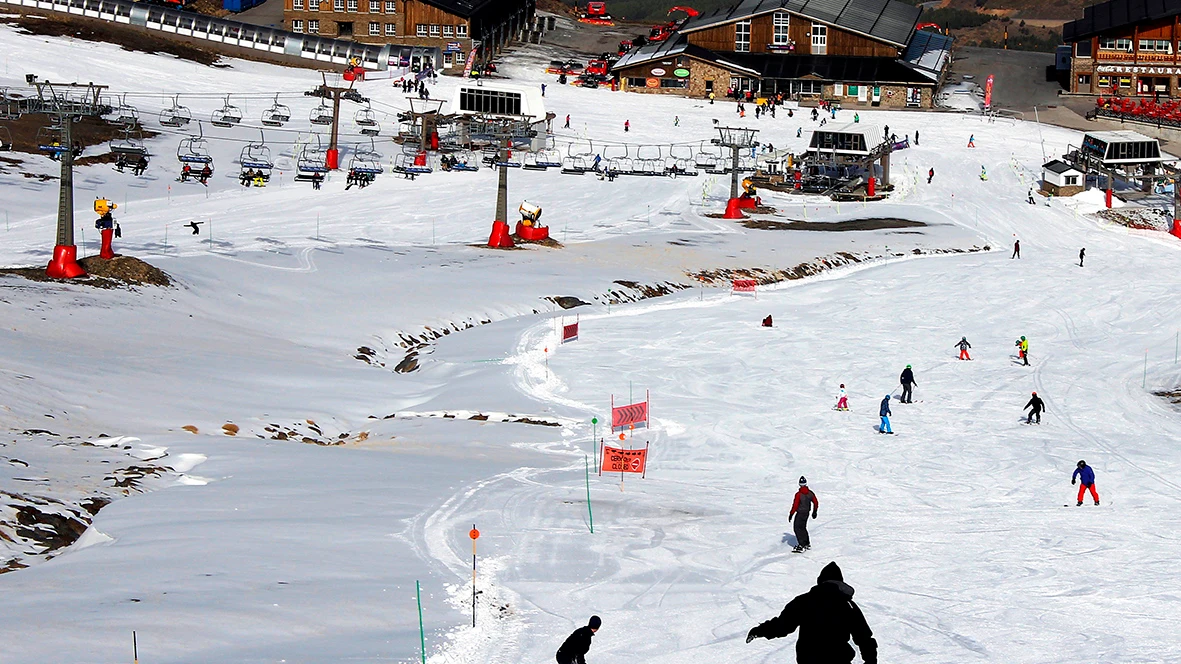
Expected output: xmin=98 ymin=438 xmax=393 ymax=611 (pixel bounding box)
xmin=585 ymin=58 xmax=611 ymax=77
xmin=579 ymin=1 xmax=615 ymax=26
xmin=649 ymin=6 xmax=699 ymax=42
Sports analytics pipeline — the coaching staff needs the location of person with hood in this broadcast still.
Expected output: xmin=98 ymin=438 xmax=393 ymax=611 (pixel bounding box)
xmin=789 ymin=477 xmax=819 ymax=553
xmin=1023 ymin=391 xmax=1045 ymax=424
xmin=556 ymin=615 xmax=601 ymax=664
xmin=899 ymin=365 xmax=916 ymax=403
xmin=746 ymin=561 xmax=877 ymax=664
xmin=835 ymin=384 xmax=848 ymax=411
xmin=1016 ymin=336 xmax=1029 ymax=366
xmin=955 ymin=337 xmax=972 ymax=361
xmin=878 ymin=395 xmax=892 ymax=434
xmin=1072 ymin=460 xmax=1099 ymax=506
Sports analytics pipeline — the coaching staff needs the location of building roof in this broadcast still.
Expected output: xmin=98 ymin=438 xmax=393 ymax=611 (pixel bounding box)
xmin=418 ymin=0 xmax=530 ymax=20
xmin=1086 ymin=130 xmax=1159 ymax=143
xmin=1043 ymin=159 xmax=1081 ymax=174
xmin=721 ymin=53 xmax=935 ymax=84
xmin=813 ymin=121 xmax=884 ymax=145
xmin=1063 ymin=0 xmax=1181 ymax=43
xmin=680 ymin=0 xmax=920 ymax=48
xmin=611 ymin=36 xmax=761 ymax=75
xmin=900 ymin=30 xmax=953 ymax=81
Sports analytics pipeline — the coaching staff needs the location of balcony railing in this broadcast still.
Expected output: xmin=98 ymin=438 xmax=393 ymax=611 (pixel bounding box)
xmin=1096 ymin=50 xmax=1177 ymax=63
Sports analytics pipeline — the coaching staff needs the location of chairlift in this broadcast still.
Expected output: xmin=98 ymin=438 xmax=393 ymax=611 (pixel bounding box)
xmin=239 ymin=131 xmax=274 ymax=178
xmin=0 ymin=88 xmax=20 ymax=121
xmin=296 ymin=135 xmax=330 ymax=181
xmin=160 ymin=95 xmax=192 ymax=128
xmin=113 ymin=94 xmax=139 ymax=126
xmin=0 ymin=126 xmax=11 ymax=151
xmin=354 ymin=103 xmax=377 ymax=127
xmin=393 ymin=147 xmax=432 ymax=176
xmin=109 ymin=126 xmax=148 ymax=156
xmin=445 ymin=150 xmax=479 ymax=173
xmin=310 ymin=103 xmax=334 ymax=126
xmin=261 ymin=95 xmax=291 ymax=127
xmin=522 ymin=151 xmax=547 ymax=171
xmin=177 ymin=123 xmax=213 ymax=164
xmin=210 ymin=95 xmax=243 ymax=128
xmin=349 ymin=142 xmax=383 ymax=176
xmin=536 ymin=148 xmax=562 ymax=169
xmin=36 ymin=125 xmax=69 ymax=159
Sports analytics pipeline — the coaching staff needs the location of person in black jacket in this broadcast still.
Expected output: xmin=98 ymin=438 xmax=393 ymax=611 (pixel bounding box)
xmin=899 ymin=365 xmax=916 ymax=403
xmin=1023 ymin=391 xmax=1045 ymax=424
xmin=556 ymin=615 xmax=600 ymax=664
xmin=746 ymin=561 xmax=877 ymax=664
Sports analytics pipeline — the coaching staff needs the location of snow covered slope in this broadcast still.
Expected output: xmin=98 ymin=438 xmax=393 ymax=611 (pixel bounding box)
xmin=1 ymin=23 xmax=1180 ymax=664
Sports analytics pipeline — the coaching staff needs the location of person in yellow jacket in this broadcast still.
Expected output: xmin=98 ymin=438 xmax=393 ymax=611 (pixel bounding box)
xmin=1015 ymin=336 xmax=1029 ymax=366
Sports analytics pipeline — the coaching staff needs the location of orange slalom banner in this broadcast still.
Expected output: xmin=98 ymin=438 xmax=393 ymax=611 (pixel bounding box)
xmin=600 ymin=444 xmax=649 ymax=476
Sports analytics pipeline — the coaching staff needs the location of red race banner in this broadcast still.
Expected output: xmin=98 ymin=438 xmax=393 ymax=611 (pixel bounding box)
xmin=562 ymin=321 xmax=579 ymax=343
xmin=600 ymin=444 xmax=648 ymax=475
xmin=732 ymin=278 xmax=757 ymax=294
xmin=611 ymin=392 xmax=649 ymax=432
xmin=983 ymin=74 xmax=994 ymax=112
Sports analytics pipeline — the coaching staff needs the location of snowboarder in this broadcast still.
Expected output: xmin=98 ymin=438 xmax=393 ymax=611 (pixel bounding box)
xmin=979 ymin=165 xmax=988 ymax=181
xmin=1079 ymin=247 xmax=1085 ymax=267
xmin=789 ymin=477 xmax=818 ymax=552
xmin=1012 ymin=239 xmax=1020 ymax=259
xmin=899 ymin=365 xmax=916 ymax=403
xmin=879 ymin=395 xmax=892 ymax=434
xmin=835 ymin=384 xmax=848 ymax=411
xmin=624 ymin=120 xmax=630 ymax=132
xmin=762 ymin=315 xmax=773 ymax=327
xmin=556 ymin=616 xmax=601 ymax=664
xmin=133 ymin=156 xmax=148 ymax=176
xmin=797 ymin=127 xmax=803 ymax=138
xmin=853 ymin=113 xmax=860 ymax=123
xmin=745 ymin=561 xmax=878 ymax=664
xmin=185 ymin=221 xmax=203 ymax=235
xmin=1016 ymin=336 xmax=1029 ymax=366
xmin=1023 ymin=391 xmax=1044 ymax=424
xmin=674 ymin=115 xmax=680 ymax=126
xmin=955 ymin=337 xmax=972 ymax=360
xmin=927 ymin=167 xmax=934 ymax=184
xmin=967 ymin=134 xmax=976 ymax=148
xmin=1072 ymin=460 xmax=1099 ymax=506
xmin=564 ymin=114 xmax=571 ymax=129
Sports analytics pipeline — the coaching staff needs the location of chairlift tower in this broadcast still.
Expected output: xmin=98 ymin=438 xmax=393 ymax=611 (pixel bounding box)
xmin=306 ymin=72 xmax=365 ymax=170
xmin=29 ymin=79 xmax=111 ymax=278
xmin=406 ymin=97 xmax=445 ymax=152
xmin=479 ymin=116 xmax=538 ymax=248
xmin=714 ymin=126 xmax=759 ymax=219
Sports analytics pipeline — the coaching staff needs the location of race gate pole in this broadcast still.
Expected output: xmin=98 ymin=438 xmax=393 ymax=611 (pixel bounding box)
xmin=585 ymin=454 xmax=594 ymax=533
xmin=470 ymin=524 xmax=479 ymax=627
xmin=643 ymin=441 xmax=649 ymax=479
xmin=416 ymin=580 xmax=426 ymax=664
xmin=133 ymin=631 xmax=138 ymax=664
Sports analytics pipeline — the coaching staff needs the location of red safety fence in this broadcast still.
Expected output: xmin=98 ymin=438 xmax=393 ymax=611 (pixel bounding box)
xmin=600 ymin=444 xmax=649 ymax=476
xmin=732 ymin=278 xmax=758 ymax=295
xmin=562 ymin=319 xmax=579 ymax=343
xmin=611 ymin=392 xmax=649 ymax=432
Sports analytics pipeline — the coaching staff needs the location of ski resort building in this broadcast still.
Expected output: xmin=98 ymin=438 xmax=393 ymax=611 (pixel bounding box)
xmin=280 ymin=0 xmax=534 ymax=72
xmin=610 ymin=0 xmax=952 ymax=107
xmin=1063 ymin=0 xmax=1181 ymax=97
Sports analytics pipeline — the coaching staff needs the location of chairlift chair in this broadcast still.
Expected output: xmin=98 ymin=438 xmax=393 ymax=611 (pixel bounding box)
xmin=261 ymin=95 xmax=291 ymax=127
xmin=310 ymin=103 xmax=334 ymax=126
xmin=522 ymin=151 xmax=547 ymax=171
xmin=113 ymin=95 xmax=139 ymax=126
xmin=393 ymin=147 xmax=432 ymax=176
xmin=349 ymin=144 xmax=384 ymax=176
xmin=354 ymin=103 xmax=377 ymax=127
xmin=239 ymin=132 xmax=274 ymax=180
xmin=0 ymin=126 xmax=12 ymax=151
xmin=36 ymin=126 xmax=69 ymax=159
xmin=110 ymin=126 xmax=149 ymax=156
xmin=537 ymin=148 xmax=562 ymax=169
xmin=449 ymin=150 xmax=479 ymax=172
xmin=296 ymin=136 xmax=330 ymax=181
xmin=210 ymin=95 xmax=243 ymax=128
xmin=177 ymin=124 xmax=213 ymax=164
xmin=160 ymin=95 xmax=192 ymax=128
xmin=0 ymin=88 xmax=20 ymax=121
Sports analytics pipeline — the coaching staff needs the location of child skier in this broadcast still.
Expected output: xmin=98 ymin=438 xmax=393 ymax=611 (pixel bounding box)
xmin=1023 ymin=391 xmax=1045 ymax=424
xmin=967 ymin=134 xmax=976 ymax=148
xmin=835 ymin=384 xmax=848 ymax=411
xmin=955 ymin=337 xmax=972 ymax=360
xmin=1072 ymin=460 xmax=1099 ymax=506
xmin=879 ymin=395 xmax=893 ymax=434
xmin=789 ymin=477 xmax=818 ymax=552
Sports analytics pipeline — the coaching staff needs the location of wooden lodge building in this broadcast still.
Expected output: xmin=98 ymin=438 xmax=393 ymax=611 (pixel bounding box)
xmin=611 ymin=0 xmax=952 ymax=107
xmin=280 ymin=0 xmax=534 ymax=72
xmin=1063 ymin=0 xmax=1181 ymax=97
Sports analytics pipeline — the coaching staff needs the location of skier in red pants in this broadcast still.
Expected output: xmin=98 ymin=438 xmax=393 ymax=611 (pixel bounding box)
xmin=1072 ymin=460 xmax=1100 ymax=506
xmin=955 ymin=336 xmax=972 ymax=360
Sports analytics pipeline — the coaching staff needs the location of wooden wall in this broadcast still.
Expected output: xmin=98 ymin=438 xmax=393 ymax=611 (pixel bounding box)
xmin=403 ymin=0 xmax=469 ymax=32
xmin=686 ymin=10 xmax=900 ymax=56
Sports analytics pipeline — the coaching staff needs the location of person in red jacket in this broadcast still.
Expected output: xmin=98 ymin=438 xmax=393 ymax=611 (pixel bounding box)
xmin=790 ymin=477 xmax=819 ymax=553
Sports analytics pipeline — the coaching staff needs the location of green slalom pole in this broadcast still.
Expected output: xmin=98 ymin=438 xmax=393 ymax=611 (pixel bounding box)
xmin=591 ymin=417 xmax=598 ymax=468
xmin=417 ymin=580 xmax=426 ymax=664
xmin=585 ymin=454 xmax=594 ymax=534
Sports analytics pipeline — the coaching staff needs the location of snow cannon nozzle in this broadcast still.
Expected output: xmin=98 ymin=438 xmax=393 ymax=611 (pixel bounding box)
xmin=589 ymin=615 xmax=602 ymax=630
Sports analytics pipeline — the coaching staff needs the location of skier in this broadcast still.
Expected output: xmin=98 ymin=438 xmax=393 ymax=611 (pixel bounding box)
xmin=955 ymin=336 xmax=972 ymax=360
xmin=878 ymin=395 xmax=892 ymax=434
xmin=835 ymin=384 xmax=848 ymax=411
xmin=1028 ymin=188 xmax=1036 ymax=204
xmin=1072 ymin=460 xmax=1099 ymax=506
xmin=133 ymin=155 xmax=148 ymax=176
xmin=883 ymin=125 xmax=889 ymax=139
xmin=709 ymin=91 xmax=715 ymax=104
xmin=1017 ymin=336 xmax=1029 ymax=366
xmin=1023 ymin=391 xmax=1044 ymax=424
xmin=312 ymin=172 xmax=323 ymax=190
xmin=967 ymin=134 xmax=976 ymax=148
xmin=674 ymin=115 xmax=680 ymax=126
xmin=789 ymin=477 xmax=818 ymax=553
xmin=762 ymin=315 xmax=773 ymax=327
xmin=624 ymin=119 xmax=630 ymax=132
xmin=797 ymin=127 xmax=803 ymax=138
xmin=1012 ymin=239 xmax=1020 ymax=259
xmin=541 ymin=83 xmax=547 ymax=97
xmin=979 ymin=165 xmax=988 ymax=181
xmin=853 ymin=112 xmax=860 ymax=123
xmin=927 ymin=167 xmax=934 ymax=184
xmin=198 ymin=164 xmax=212 ymax=186
xmin=745 ymin=561 xmax=878 ymax=664
xmin=564 ymin=114 xmax=571 ymax=129
xmin=556 ymin=616 xmax=601 ymax=664
xmin=899 ymin=365 xmax=916 ymax=403
xmin=914 ymin=129 xmax=919 ymax=145
xmin=1079 ymin=247 xmax=1085 ymax=267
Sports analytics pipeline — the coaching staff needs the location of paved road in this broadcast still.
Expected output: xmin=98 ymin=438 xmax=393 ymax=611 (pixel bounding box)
xmin=233 ymin=0 xmax=284 ymax=29
xmin=949 ymin=46 xmax=1060 ymax=112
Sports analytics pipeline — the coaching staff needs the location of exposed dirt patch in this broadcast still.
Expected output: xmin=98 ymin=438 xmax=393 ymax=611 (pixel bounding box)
xmin=0 ymin=255 xmax=172 ymax=288
xmin=1154 ymin=390 xmax=1181 ymax=406
xmin=2 ymin=14 xmax=221 ymax=65
xmin=689 ymin=246 xmax=987 ymax=286
xmin=547 ymin=295 xmax=590 ymax=309
xmin=739 ymin=218 xmax=928 ymax=232
xmin=1097 ymin=208 xmax=1172 ymax=232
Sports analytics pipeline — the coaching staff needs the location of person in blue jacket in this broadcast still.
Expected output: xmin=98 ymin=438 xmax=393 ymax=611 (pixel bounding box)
xmin=1072 ymin=460 xmax=1099 ymax=506
xmin=878 ymin=395 xmax=892 ymax=434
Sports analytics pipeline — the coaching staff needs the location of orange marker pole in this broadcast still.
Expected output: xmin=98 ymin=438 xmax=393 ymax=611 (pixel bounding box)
xmin=469 ymin=526 xmax=480 ymax=627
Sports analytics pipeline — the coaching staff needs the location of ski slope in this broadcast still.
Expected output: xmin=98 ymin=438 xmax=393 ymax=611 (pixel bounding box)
xmin=1 ymin=22 xmax=1181 ymax=664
